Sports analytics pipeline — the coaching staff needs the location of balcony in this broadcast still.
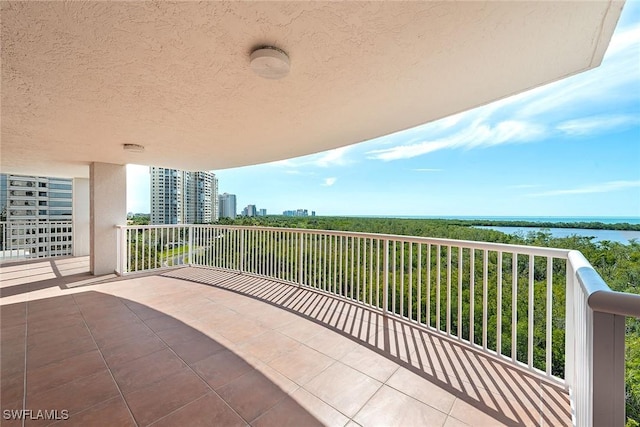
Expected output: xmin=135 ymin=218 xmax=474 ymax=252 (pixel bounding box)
xmin=2 ymin=225 xmax=638 ymax=426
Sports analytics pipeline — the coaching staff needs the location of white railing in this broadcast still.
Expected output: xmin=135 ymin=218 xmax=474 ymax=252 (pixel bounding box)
xmin=565 ymin=251 xmax=640 ymax=427
xmin=0 ymin=221 xmax=73 ymax=261
xmin=116 ymin=224 xmax=639 ymax=426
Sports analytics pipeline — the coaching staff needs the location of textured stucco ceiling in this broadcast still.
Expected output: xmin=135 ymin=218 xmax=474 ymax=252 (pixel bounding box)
xmin=1 ymin=1 xmax=624 ymax=178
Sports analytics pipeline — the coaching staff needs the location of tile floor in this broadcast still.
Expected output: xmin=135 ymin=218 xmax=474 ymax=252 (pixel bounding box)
xmin=0 ymin=260 xmax=571 ymax=426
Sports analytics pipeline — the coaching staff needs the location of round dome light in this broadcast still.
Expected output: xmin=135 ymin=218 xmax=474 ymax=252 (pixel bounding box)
xmin=250 ymin=46 xmax=290 ymax=80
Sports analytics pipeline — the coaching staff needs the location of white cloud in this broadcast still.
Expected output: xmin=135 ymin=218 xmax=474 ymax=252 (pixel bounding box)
xmin=557 ymin=115 xmax=640 ymax=136
xmin=367 ymin=120 xmax=546 ymax=161
xmin=527 ymin=180 xmax=640 ymax=197
xmin=322 ymin=177 xmax=337 ymax=187
xmin=314 ymin=146 xmax=352 ymax=167
xmin=266 ymin=146 xmax=353 ymax=169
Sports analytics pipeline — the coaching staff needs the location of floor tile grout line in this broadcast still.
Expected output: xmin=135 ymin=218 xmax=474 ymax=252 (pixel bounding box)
xmin=71 ymin=295 xmax=139 ymax=427
xmin=278 ymin=357 xmax=356 ymax=424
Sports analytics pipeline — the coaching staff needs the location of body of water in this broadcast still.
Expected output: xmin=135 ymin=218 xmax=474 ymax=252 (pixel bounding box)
xmin=393 ymin=216 xmax=640 ymax=225
xmin=349 ymin=215 xmax=640 ymax=244
xmin=475 ymin=226 xmax=640 ymax=244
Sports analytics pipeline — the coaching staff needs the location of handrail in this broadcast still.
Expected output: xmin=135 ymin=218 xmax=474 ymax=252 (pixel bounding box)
xmin=117 ymin=224 xmax=571 ymax=258
xmin=568 ymin=251 xmax=640 ymax=318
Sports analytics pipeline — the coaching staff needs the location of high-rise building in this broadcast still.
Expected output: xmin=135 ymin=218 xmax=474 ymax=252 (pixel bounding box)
xmin=218 ymin=193 xmax=237 ymax=219
xmin=242 ymin=204 xmax=257 ymax=217
xmin=0 ymin=174 xmax=73 ymax=257
xmin=259 ymin=208 xmax=267 ymax=216
xmin=150 ymin=168 xmax=218 ymax=224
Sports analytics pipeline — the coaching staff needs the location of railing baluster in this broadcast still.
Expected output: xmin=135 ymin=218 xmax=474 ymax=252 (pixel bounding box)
xmin=458 ymin=246 xmax=463 ymax=339
xmin=528 ymin=254 xmax=535 ymax=369
xmin=470 ymin=248 xmax=475 ymax=345
xmin=497 ymin=251 xmax=503 ymax=356
xmin=483 ymin=249 xmax=488 ymax=350
xmin=447 ymin=245 xmax=451 ymax=336
xmin=512 ymin=252 xmax=518 ymax=363
xmin=417 ymin=244 xmax=422 ymax=325
xmin=383 ymin=239 xmax=389 ymax=314
xmin=351 ymin=236 xmax=355 ymax=300
xmin=393 ymin=240 xmax=397 ymax=315
xmin=409 ymin=243 xmax=413 ymax=321
xmin=436 ymin=245 xmax=441 ymax=332
xmin=546 ymin=257 xmax=553 ymax=377
xmin=374 ymin=238 xmax=379 ymax=308
xmin=298 ymin=232 xmax=304 ymax=286
xmin=333 ymin=234 xmax=338 ymax=294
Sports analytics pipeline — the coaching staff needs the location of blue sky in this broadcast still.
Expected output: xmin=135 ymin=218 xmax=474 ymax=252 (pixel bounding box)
xmin=127 ymin=3 xmax=640 ymax=217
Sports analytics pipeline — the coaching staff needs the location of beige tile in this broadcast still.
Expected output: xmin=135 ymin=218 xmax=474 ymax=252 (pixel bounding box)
xmin=238 ymin=330 xmax=300 ymax=363
xmin=276 ymin=318 xmax=325 ymax=343
xmin=448 ymin=398 xmax=509 ymax=427
xmin=192 ymin=350 xmax=254 ymax=389
xmin=386 ymin=367 xmax=456 ymax=414
xmin=340 ymin=345 xmax=399 ymax=382
xmin=304 ymin=328 xmax=360 ymax=360
xmin=217 ymin=369 xmax=288 ymax=423
xmin=50 ymin=396 xmax=135 ymax=427
xmin=257 ymin=359 xmax=302 ymax=392
xmin=268 ymin=345 xmax=334 ymax=386
xmin=26 ymin=370 xmax=119 ymax=416
xmin=215 ymin=318 xmax=270 ymax=345
xmin=252 ymin=390 xmax=335 ymax=427
xmin=110 ymin=348 xmax=186 ymax=393
xmin=26 ymin=350 xmax=106 ymax=396
xmin=123 ymin=367 xmax=209 ymax=426
xmin=443 ymin=416 xmax=471 ymax=427
xmin=151 ymin=393 xmax=246 ymax=427
xmin=303 ymin=362 xmax=382 ymax=417
xmin=354 ymin=385 xmax=448 ymax=427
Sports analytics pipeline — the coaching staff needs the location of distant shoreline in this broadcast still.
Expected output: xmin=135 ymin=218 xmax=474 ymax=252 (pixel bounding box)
xmin=323 ymin=216 xmax=640 ymax=231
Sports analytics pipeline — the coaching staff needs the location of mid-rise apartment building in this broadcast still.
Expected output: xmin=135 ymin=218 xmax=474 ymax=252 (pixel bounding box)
xmin=0 ymin=174 xmax=73 ymax=257
xmin=242 ymin=204 xmax=257 ymax=217
xmin=283 ymin=209 xmax=310 ymax=217
xmin=150 ymin=168 xmax=218 ymax=225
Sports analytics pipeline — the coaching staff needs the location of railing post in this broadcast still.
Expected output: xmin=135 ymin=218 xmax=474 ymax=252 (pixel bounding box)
xmin=383 ymin=239 xmax=389 ymax=315
xmin=592 ymin=312 xmax=626 ymax=426
xmin=115 ymin=226 xmax=121 ymax=275
xmin=117 ymin=226 xmax=128 ymax=275
xmin=298 ymin=232 xmax=304 ymax=286
xmin=187 ymin=225 xmax=194 ymax=265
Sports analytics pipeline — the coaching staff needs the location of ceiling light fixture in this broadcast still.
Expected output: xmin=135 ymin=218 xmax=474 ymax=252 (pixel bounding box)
xmin=250 ymin=46 xmax=290 ymax=80
xmin=123 ymin=143 xmax=145 ymax=153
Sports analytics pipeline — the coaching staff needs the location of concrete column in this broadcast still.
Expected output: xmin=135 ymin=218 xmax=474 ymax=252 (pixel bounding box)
xmin=90 ymin=163 xmax=126 ymax=275
xmin=72 ymin=178 xmax=90 ymax=256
